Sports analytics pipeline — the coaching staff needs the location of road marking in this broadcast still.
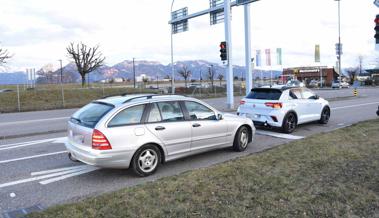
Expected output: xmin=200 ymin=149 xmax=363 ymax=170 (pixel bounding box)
xmin=331 ymin=101 xmax=379 ymax=110
xmin=31 ymin=165 xmax=88 ymax=176
xmin=0 ymin=137 xmax=66 ymax=151
xmin=0 ymin=165 xmax=98 ymax=189
xmin=39 ymin=168 xmax=98 ymax=185
xmin=256 ymin=130 xmax=304 ymax=140
xmin=0 ymin=151 xmax=68 ymax=164
xmin=0 ymin=117 xmax=69 ymax=127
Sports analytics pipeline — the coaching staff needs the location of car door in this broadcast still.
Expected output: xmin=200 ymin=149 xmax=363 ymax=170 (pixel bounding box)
xmin=144 ymin=101 xmax=192 ymax=158
xmin=300 ymin=89 xmax=323 ymax=121
xmin=182 ymin=101 xmax=228 ymax=152
xmin=288 ymin=88 xmax=308 ymax=124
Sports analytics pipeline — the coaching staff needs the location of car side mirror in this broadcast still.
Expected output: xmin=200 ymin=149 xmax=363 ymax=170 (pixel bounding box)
xmin=217 ymin=113 xmax=223 ymax=120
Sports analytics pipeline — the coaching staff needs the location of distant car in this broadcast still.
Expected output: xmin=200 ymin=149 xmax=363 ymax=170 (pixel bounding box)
xmin=0 ymin=89 xmax=13 ymax=93
xmin=237 ymin=87 xmax=330 ymax=133
xmin=286 ymin=80 xmax=305 ymax=88
xmin=66 ymin=94 xmax=255 ymax=176
xmin=331 ymin=80 xmax=350 ymax=89
xmin=308 ymin=80 xmax=319 ymax=88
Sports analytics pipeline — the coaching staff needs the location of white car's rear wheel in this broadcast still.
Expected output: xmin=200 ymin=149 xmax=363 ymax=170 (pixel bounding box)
xmin=282 ymin=112 xmax=297 ymax=134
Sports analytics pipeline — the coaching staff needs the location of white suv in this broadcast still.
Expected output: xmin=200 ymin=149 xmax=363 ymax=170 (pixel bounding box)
xmin=237 ymin=87 xmax=330 ymax=133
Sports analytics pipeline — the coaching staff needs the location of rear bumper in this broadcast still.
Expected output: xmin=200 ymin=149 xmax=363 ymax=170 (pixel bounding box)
xmin=237 ymin=110 xmax=284 ymax=128
xmin=65 ymin=141 xmax=134 ymax=169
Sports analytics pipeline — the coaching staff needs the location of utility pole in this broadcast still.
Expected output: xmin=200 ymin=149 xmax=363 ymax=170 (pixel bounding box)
xmin=133 ymin=58 xmax=136 ymax=88
xmin=58 ymin=59 xmax=63 ymax=83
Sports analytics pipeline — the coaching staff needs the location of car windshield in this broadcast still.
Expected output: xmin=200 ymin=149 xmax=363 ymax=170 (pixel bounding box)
xmin=246 ymin=88 xmax=282 ymax=100
xmin=71 ymin=102 xmax=114 ymax=128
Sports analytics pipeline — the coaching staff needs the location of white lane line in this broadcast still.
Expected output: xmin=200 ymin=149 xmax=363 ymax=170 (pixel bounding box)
xmin=39 ymin=167 xmax=98 ymax=185
xmin=0 ymin=117 xmax=69 ymax=127
xmin=0 ymin=167 xmax=88 ymax=189
xmin=256 ymin=130 xmax=304 ymax=140
xmin=0 ymin=151 xmax=68 ymax=164
xmin=0 ymin=137 xmax=67 ymax=151
xmin=331 ymin=101 xmax=379 ymax=110
xmin=31 ymin=165 xmax=88 ymax=176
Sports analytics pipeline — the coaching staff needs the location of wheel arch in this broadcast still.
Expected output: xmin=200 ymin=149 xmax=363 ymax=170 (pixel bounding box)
xmin=130 ymin=142 xmax=166 ymax=166
xmin=283 ymin=110 xmax=298 ymax=126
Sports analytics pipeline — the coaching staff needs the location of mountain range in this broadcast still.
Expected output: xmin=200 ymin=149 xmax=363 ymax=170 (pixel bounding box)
xmin=0 ymin=60 xmax=282 ymax=85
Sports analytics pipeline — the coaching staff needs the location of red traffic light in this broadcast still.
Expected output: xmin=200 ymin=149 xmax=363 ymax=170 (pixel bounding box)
xmin=220 ymin=41 xmax=226 ymax=49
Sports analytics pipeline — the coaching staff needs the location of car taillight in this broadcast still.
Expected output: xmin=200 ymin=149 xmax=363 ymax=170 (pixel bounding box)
xmin=265 ymin=102 xmax=283 ymax=109
xmin=240 ymin=100 xmax=246 ymax=105
xmin=92 ymin=129 xmax=112 ymax=150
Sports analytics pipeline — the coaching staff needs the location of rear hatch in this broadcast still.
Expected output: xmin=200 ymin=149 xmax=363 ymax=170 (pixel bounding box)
xmin=68 ymin=102 xmax=114 ymax=148
xmin=239 ymin=88 xmax=283 ymax=116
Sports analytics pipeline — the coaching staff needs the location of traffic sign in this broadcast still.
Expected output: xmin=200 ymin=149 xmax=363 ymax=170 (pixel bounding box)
xmin=237 ymin=0 xmax=260 ymax=6
xmin=374 ymin=0 xmax=379 ymax=8
xmin=353 ymin=88 xmax=358 ymax=96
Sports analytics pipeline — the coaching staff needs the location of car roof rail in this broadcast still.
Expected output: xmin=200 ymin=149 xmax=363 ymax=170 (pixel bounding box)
xmin=102 ymin=93 xmax=129 ymax=99
xmin=122 ymin=94 xmax=188 ymax=104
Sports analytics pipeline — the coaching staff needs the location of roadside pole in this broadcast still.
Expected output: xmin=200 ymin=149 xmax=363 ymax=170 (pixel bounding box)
xmin=244 ymin=4 xmax=252 ymax=95
xmin=16 ymin=84 xmax=21 ymax=112
xmin=225 ymin=0 xmax=234 ymax=109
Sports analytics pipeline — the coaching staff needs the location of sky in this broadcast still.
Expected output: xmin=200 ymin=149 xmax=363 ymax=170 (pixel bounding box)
xmin=0 ymin=0 xmax=378 ymax=72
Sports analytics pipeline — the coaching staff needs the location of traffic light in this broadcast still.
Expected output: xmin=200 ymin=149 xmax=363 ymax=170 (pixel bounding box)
xmin=375 ymin=14 xmax=379 ymax=44
xmin=219 ymin=41 xmax=227 ymax=61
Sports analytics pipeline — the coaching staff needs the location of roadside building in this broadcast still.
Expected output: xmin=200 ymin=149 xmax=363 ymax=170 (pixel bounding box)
xmin=282 ymin=66 xmax=339 ymax=87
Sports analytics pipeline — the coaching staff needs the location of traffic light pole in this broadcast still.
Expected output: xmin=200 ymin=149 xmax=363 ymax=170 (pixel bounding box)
xmin=244 ymin=4 xmax=252 ymax=95
xmin=224 ymin=0 xmax=234 ymax=109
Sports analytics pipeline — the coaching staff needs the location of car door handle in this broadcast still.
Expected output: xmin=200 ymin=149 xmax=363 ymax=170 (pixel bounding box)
xmin=192 ymin=123 xmax=201 ymax=127
xmin=155 ymin=126 xmax=165 ymax=131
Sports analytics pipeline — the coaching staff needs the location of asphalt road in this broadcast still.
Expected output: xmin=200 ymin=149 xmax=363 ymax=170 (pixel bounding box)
xmin=0 ymin=87 xmax=378 ymax=217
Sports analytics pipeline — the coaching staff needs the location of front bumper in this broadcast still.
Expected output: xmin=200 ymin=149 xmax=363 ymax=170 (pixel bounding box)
xmin=65 ymin=141 xmax=134 ymax=169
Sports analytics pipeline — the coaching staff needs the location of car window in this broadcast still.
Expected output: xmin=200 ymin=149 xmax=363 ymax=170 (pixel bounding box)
xmin=108 ymin=104 xmax=145 ymax=127
xmin=301 ymin=89 xmax=316 ymax=99
xmin=184 ymin=101 xmax=216 ymax=120
xmin=246 ymin=88 xmax=282 ymax=100
xmin=290 ymin=89 xmax=302 ymax=99
xmin=157 ymin=101 xmax=184 ymax=122
xmin=147 ymin=103 xmax=162 ymax=123
xmin=71 ymin=102 xmax=114 ymax=128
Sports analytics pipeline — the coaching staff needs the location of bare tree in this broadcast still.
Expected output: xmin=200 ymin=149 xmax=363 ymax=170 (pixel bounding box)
xmin=0 ymin=47 xmax=12 ymax=66
xmin=66 ymin=42 xmax=105 ymax=87
xmin=217 ymin=74 xmax=224 ymax=86
xmin=177 ymin=65 xmax=191 ymax=88
xmin=208 ymin=66 xmax=216 ymax=90
xmin=346 ymin=67 xmax=358 ymax=84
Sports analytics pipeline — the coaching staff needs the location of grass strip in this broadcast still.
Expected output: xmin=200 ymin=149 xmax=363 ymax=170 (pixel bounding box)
xmin=29 ymin=119 xmax=379 ymax=218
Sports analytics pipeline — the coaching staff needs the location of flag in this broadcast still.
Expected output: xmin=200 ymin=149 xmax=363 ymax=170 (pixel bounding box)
xmin=276 ymin=48 xmax=282 ymax=65
xmin=265 ymin=49 xmax=271 ymax=66
xmin=315 ymin=44 xmax=320 ymax=63
xmin=256 ymin=50 xmax=261 ymax=67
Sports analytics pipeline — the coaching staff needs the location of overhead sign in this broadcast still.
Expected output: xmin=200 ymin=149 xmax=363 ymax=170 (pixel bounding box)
xmin=171 ymin=7 xmax=188 ymax=34
xmin=374 ymin=0 xmax=379 ymax=8
xmin=236 ymin=0 xmax=260 ymax=6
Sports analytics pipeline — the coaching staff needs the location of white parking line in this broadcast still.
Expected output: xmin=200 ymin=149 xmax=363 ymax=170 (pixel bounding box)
xmin=0 ymin=166 xmax=96 ymax=189
xmin=0 ymin=137 xmax=66 ymax=151
xmin=31 ymin=165 xmax=88 ymax=176
xmin=256 ymin=130 xmax=304 ymax=140
xmin=0 ymin=117 xmax=69 ymax=126
xmin=39 ymin=167 xmax=98 ymax=185
xmin=331 ymin=101 xmax=379 ymax=110
xmin=0 ymin=151 xmax=68 ymax=164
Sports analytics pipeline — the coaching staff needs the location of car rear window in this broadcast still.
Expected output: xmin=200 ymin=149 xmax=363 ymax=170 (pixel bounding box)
xmin=246 ymin=88 xmax=282 ymax=100
xmin=71 ymin=102 xmax=114 ymax=128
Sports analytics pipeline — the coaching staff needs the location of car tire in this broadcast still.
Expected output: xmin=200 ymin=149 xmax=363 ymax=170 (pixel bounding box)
xmin=233 ymin=126 xmax=250 ymax=152
xmin=282 ymin=112 xmax=297 ymax=134
xmin=132 ymin=144 xmax=161 ymax=177
xmin=319 ymin=107 xmax=331 ymax=124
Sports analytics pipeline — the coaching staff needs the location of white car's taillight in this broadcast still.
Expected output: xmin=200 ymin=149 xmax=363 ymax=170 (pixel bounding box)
xmin=265 ymin=102 xmax=283 ymax=109
xmin=92 ymin=129 xmax=112 ymax=150
xmin=240 ymin=100 xmax=246 ymax=105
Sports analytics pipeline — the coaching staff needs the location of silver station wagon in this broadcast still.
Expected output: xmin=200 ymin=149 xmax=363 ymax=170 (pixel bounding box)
xmin=65 ymin=94 xmax=255 ymax=176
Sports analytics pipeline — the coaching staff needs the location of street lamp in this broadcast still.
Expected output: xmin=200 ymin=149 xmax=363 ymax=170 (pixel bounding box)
xmin=335 ymin=0 xmax=342 ymax=83
xmin=133 ymin=57 xmax=136 ymax=88
xmin=170 ymin=0 xmax=175 ymax=94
